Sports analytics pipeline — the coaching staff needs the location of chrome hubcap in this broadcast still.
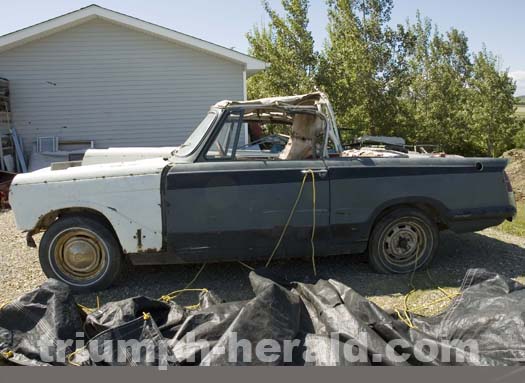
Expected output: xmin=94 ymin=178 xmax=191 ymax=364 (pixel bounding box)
xmin=53 ymin=229 xmax=107 ymax=281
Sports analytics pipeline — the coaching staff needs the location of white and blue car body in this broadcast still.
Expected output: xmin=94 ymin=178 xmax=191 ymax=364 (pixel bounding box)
xmin=9 ymin=93 xmax=517 ymax=291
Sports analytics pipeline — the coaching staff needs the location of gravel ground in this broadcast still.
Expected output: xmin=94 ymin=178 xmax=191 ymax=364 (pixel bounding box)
xmin=1 ymin=209 xmax=524 ymax=315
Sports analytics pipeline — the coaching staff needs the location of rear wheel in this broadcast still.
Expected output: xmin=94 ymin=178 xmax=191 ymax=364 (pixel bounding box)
xmin=39 ymin=215 xmax=122 ymax=292
xmin=368 ymin=207 xmax=439 ymax=274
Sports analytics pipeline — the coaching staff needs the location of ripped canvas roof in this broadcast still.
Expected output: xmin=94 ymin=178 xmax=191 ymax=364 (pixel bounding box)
xmin=213 ymin=92 xmax=343 ymax=153
xmin=214 ymin=92 xmax=326 ymax=109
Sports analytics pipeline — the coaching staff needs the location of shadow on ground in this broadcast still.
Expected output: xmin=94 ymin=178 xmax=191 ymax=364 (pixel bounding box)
xmin=78 ymin=231 xmax=525 ymax=308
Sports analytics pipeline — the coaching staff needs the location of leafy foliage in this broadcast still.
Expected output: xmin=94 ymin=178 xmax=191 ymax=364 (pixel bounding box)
xmin=468 ymin=48 xmax=520 ymax=156
xmin=395 ymin=17 xmax=477 ymax=155
xmin=246 ymin=0 xmax=317 ymax=98
xmin=246 ymin=0 xmax=522 ymax=156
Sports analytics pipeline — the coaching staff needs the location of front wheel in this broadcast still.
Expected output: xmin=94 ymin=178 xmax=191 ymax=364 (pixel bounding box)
xmin=39 ymin=215 xmax=122 ymax=292
xmin=368 ymin=208 xmax=439 ymax=274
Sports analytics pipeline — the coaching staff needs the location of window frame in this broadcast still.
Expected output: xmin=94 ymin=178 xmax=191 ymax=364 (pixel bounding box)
xmin=173 ymin=110 xmax=218 ymax=158
xmin=201 ymin=109 xmax=245 ymax=162
xmin=198 ymin=106 xmax=330 ymax=163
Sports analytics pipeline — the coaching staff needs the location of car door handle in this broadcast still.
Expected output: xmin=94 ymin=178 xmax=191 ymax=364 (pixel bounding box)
xmin=302 ymin=169 xmax=328 ymax=178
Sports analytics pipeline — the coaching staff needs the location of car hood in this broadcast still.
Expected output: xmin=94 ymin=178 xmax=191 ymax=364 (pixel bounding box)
xmin=12 ymin=157 xmax=170 ymax=186
xmin=82 ymin=147 xmax=178 ymax=166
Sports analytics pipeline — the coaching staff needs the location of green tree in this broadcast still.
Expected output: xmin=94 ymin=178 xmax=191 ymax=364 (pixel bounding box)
xmin=246 ymin=0 xmax=317 ymax=99
xmin=395 ymin=13 xmax=479 ymax=155
xmin=245 ymin=2 xmax=522 ymax=156
xmin=468 ymin=48 xmax=520 ymax=157
xmin=317 ymin=0 xmax=402 ymax=139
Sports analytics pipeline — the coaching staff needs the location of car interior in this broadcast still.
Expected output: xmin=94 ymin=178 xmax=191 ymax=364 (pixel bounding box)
xmin=205 ymin=107 xmax=326 ymax=161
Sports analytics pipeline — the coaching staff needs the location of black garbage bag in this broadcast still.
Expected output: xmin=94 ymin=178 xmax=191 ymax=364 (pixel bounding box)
xmin=197 ymin=289 xmax=224 ymax=310
xmin=293 ymin=269 xmax=525 ymax=366
xmin=408 ymin=269 xmax=525 ymax=366
xmin=168 ymin=300 xmax=245 ymax=365
xmin=75 ymin=289 xmax=223 ymax=366
xmin=0 ymin=279 xmax=83 ymax=366
xmin=83 ymin=296 xmax=185 ymax=339
xmin=292 ymin=278 xmax=410 ymax=366
xmin=169 ymin=273 xmax=369 ymax=366
xmin=70 ymin=314 xmax=176 ymax=367
xmin=2 ymin=268 xmax=525 ymax=366
xmin=198 ymin=273 xmax=304 ymax=366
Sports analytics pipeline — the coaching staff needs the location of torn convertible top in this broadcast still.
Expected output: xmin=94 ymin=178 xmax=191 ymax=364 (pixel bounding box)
xmin=213 ymin=92 xmax=344 ymax=153
xmin=214 ymin=92 xmax=327 ymax=109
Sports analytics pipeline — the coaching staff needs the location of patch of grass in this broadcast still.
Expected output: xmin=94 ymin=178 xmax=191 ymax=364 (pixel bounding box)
xmin=498 ymin=202 xmax=525 ymax=237
xmin=370 ymin=287 xmax=460 ymax=318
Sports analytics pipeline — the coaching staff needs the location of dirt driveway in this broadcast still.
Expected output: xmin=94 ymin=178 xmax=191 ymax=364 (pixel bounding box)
xmin=1 ymin=210 xmax=524 ymax=314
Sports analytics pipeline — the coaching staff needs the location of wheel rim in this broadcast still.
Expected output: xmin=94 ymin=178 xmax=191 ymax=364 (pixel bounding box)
xmin=53 ymin=228 xmax=108 ymax=282
xmin=380 ymin=218 xmax=429 ymax=268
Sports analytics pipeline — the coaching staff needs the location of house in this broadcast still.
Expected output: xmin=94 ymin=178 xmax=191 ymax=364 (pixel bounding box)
xmin=0 ymin=4 xmax=266 ymax=168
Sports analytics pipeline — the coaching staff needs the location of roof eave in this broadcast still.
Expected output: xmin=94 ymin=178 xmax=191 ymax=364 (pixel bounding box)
xmin=0 ymin=4 xmax=268 ymax=71
xmin=246 ymin=62 xmax=269 ymax=77
xmin=0 ymin=9 xmax=98 ymax=53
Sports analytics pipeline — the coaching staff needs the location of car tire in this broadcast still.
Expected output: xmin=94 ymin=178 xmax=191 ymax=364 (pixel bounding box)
xmin=368 ymin=207 xmax=439 ymax=274
xmin=39 ymin=215 xmax=122 ymax=293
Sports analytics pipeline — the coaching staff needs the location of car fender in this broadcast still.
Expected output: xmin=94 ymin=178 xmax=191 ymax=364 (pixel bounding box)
xmin=9 ymin=159 xmax=167 ymax=254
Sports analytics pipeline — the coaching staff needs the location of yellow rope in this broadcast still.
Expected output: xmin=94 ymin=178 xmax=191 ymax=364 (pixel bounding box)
xmin=159 ymin=264 xmax=208 ymax=310
xmin=394 ymin=282 xmax=417 ymax=329
xmin=395 ymin=236 xmax=422 ymax=328
xmin=395 ymin=308 xmax=416 ymax=329
xmin=406 ymin=294 xmax=461 ymax=315
xmin=265 ymin=171 xmax=310 ymax=268
xmin=427 ymin=269 xmax=460 ymax=301
xmin=67 ymin=346 xmax=86 ymax=367
xmin=160 ymin=288 xmax=209 ymax=311
xmin=265 ymin=169 xmax=317 ymax=276
xmin=183 ymin=263 xmax=206 ymax=290
xmin=77 ymin=304 xmax=95 ymax=315
xmin=237 ymin=261 xmax=255 ymax=271
xmin=184 ymin=302 xmax=204 ymax=311
xmin=310 ymin=170 xmax=317 ymax=276
xmin=395 ymin=251 xmax=462 ymax=328
xmin=77 ymin=295 xmax=102 ymax=315
xmin=1 ymin=350 xmax=14 ymax=359
xmin=437 ymin=287 xmax=459 ymax=301
xmin=160 ymin=288 xmax=209 ymax=302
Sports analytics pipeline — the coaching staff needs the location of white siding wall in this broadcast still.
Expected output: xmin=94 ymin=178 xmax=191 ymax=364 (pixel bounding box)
xmin=0 ymin=19 xmax=244 ymax=153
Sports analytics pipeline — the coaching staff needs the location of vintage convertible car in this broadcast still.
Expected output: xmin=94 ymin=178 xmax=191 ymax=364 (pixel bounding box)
xmin=9 ymin=93 xmax=517 ymax=291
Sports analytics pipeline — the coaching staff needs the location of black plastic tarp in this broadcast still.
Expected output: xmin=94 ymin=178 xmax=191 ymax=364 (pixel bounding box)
xmin=1 ymin=268 xmax=524 ymax=366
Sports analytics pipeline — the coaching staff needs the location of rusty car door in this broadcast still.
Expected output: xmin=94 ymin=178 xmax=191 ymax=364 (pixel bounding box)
xmin=163 ymin=159 xmax=330 ymax=262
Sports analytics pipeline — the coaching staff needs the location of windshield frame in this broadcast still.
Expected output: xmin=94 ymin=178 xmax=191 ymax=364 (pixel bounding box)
xmin=173 ymin=110 xmax=219 ymax=158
